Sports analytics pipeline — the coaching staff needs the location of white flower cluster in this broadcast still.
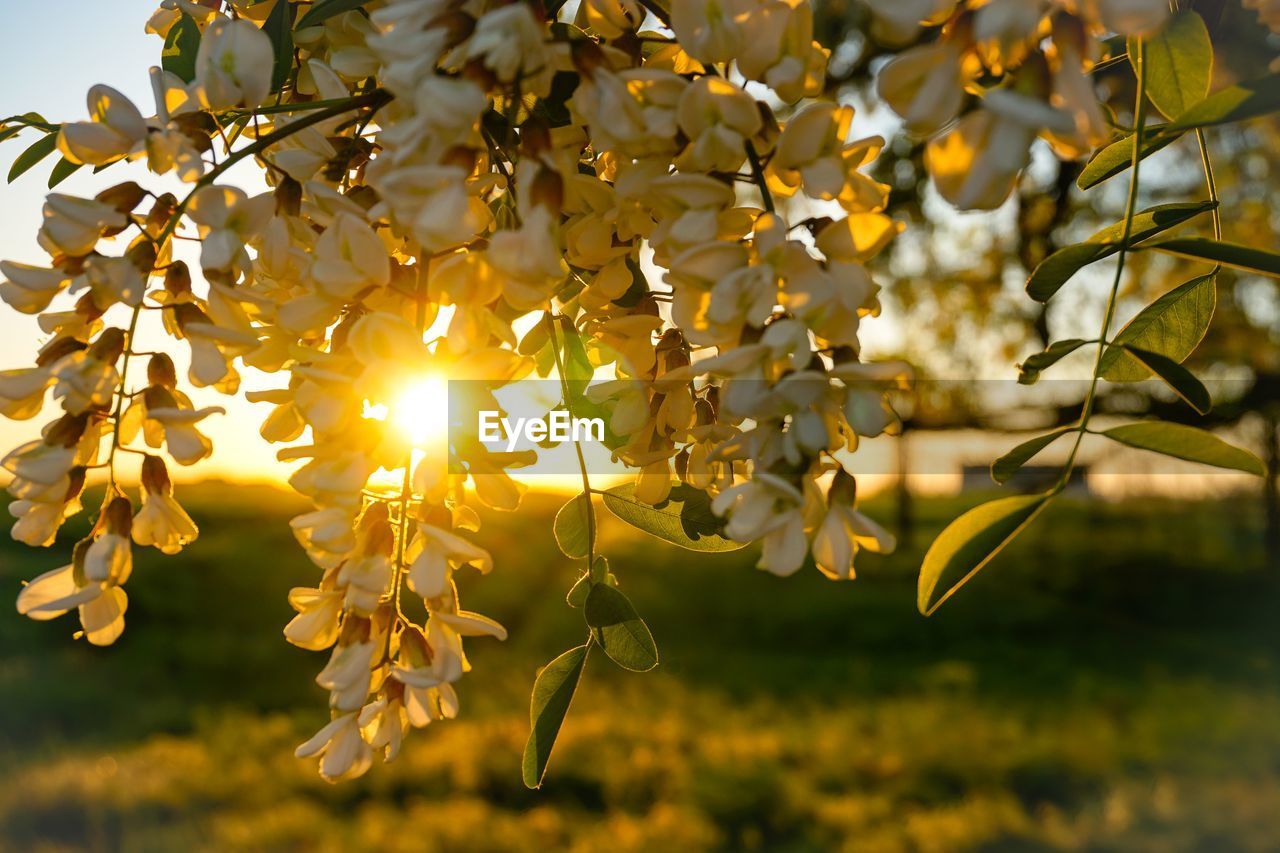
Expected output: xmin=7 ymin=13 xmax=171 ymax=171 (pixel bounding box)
xmin=0 ymin=0 xmax=1186 ymax=782
xmin=871 ymin=0 xmax=1171 ymax=208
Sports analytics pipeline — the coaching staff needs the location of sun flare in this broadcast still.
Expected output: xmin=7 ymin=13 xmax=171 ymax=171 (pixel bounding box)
xmin=360 ymin=376 xmax=451 ymax=494
xmin=389 ymin=375 xmax=451 ymax=448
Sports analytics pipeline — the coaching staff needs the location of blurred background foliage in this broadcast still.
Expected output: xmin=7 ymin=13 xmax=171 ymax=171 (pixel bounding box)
xmin=813 ymin=1 xmax=1280 ymax=557
xmin=1 ymin=484 xmax=1277 ymax=850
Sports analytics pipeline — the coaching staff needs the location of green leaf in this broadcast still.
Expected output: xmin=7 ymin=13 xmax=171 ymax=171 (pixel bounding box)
xmin=296 ymin=0 xmax=368 ymax=30
xmin=589 ymin=554 xmax=609 ymax=583
xmin=1017 ymin=339 xmax=1089 ymax=385
xmin=1146 ymin=237 xmax=1280 ymax=279
xmin=567 ymin=556 xmax=614 ymax=607
xmin=7 ymin=132 xmax=57 ymax=183
xmin=918 ymin=495 xmax=1049 ymax=616
xmin=1077 ymin=128 xmax=1183 ymax=190
xmin=602 ymin=483 xmax=745 ymax=552
xmin=0 ymin=124 xmax=27 ymax=145
xmin=161 ymin=14 xmax=201 ymax=83
xmin=1100 ymin=273 xmax=1215 ymax=382
xmin=264 ymin=0 xmax=295 ymax=93
xmin=991 ymin=429 xmax=1074 ymax=485
xmin=585 ymin=584 xmax=658 ymax=672
xmin=566 ymin=574 xmax=588 ymax=607
xmin=1102 ymin=422 xmax=1265 ymax=476
xmin=1026 ymin=202 xmax=1216 ymax=302
xmin=1164 ymin=73 xmax=1280 ymax=132
xmin=553 ymin=493 xmax=594 ymax=560
xmin=1136 ymin=12 xmax=1211 ymax=120
xmin=46 ymin=156 xmax=83 ymax=189
xmin=1121 ymin=346 xmax=1211 ymax=414
xmin=561 ymin=322 xmax=593 ymax=383
xmin=522 ymin=645 xmax=588 ymax=789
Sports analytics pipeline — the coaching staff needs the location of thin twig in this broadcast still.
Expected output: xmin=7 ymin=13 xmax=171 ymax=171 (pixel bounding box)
xmin=1055 ymin=38 xmax=1148 ymax=489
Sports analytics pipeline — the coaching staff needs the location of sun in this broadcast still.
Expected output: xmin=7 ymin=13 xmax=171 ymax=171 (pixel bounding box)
xmin=388 ymin=375 xmax=451 ymax=448
xmin=360 ymin=376 xmax=452 ymax=495
xmin=363 ymin=375 xmax=450 ymax=448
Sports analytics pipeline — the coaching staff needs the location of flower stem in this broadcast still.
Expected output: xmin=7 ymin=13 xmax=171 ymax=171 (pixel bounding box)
xmin=544 ymin=312 xmax=597 ymax=568
xmin=1055 ymin=37 xmax=1148 ymax=490
xmin=744 ymin=140 xmax=775 ymax=214
xmin=391 ymin=257 xmax=432 ymax=624
xmin=1195 ymin=129 xmax=1222 ymax=242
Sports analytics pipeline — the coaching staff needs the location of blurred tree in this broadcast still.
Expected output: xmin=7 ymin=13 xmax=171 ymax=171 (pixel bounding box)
xmin=813 ymin=2 xmax=1280 ymax=555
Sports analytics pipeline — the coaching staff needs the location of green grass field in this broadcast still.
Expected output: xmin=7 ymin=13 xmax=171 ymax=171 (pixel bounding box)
xmin=1 ymin=484 xmax=1277 ymax=851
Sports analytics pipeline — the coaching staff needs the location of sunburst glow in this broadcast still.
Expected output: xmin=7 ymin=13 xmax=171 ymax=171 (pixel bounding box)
xmin=361 ymin=376 xmax=451 ymax=495
xmin=363 ymin=375 xmax=451 ymax=447
xmin=390 ymin=375 xmax=450 ymax=448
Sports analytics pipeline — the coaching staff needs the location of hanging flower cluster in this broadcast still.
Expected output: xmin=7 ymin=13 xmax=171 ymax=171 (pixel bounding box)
xmin=871 ymin=0 xmax=1170 ymax=208
xmin=2 ymin=0 xmax=1267 ymax=787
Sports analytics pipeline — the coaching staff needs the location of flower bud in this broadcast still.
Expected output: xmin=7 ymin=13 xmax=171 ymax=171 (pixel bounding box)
xmin=164 ymin=261 xmax=193 ymax=299
xmin=520 ymin=117 xmax=552 ymax=159
xmin=143 ymin=384 xmax=179 ymax=410
xmin=527 ymin=167 xmax=564 ymax=213
xmin=358 ymin=502 xmax=391 ymax=533
xmin=420 ymin=503 xmax=452 ymax=529
xmin=72 ymin=290 xmax=106 ymax=325
xmin=275 ymin=177 xmax=303 ymax=218
xmin=425 ymin=9 xmax=476 ymax=51
xmin=102 ymin=496 xmax=133 ymax=537
xmin=829 ymin=467 xmax=858 ymax=506
xmin=362 ymin=518 xmax=396 ymax=558
xmin=87 ymin=328 xmax=126 ymax=364
xmin=141 ymin=454 xmax=172 ymax=495
xmin=694 ymin=396 xmax=716 ymax=427
xmin=147 ymin=353 xmax=179 ymax=389
xmin=172 ymin=302 xmax=213 ymax=335
xmin=399 ymin=624 xmax=434 ymax=669
xmin=45 ymin=413 xmax=90 ymax=448
xmin=127 ymin=240 xmax=158 ymax=275
xmin=570 ymin=39 xmax=609 ymax=77
xmin=95 ymin=182 xmax=148 ymax=214
xmin=674 ymin=446 xmax=690 ymax=482
xmin=65 ymin=465 xmax=88 ymax=503
xmin=371 ymin=603 xmax=395 ymax=638
xmin=146 ymin=193 xmax=180 ymax=234
xmin=71 ymin=536 xmax=93 ymax=588
xmin=36 ymin=336 xmax=87 ymax=369
xmin=338 ymin=614 xmax=372 ymax=646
